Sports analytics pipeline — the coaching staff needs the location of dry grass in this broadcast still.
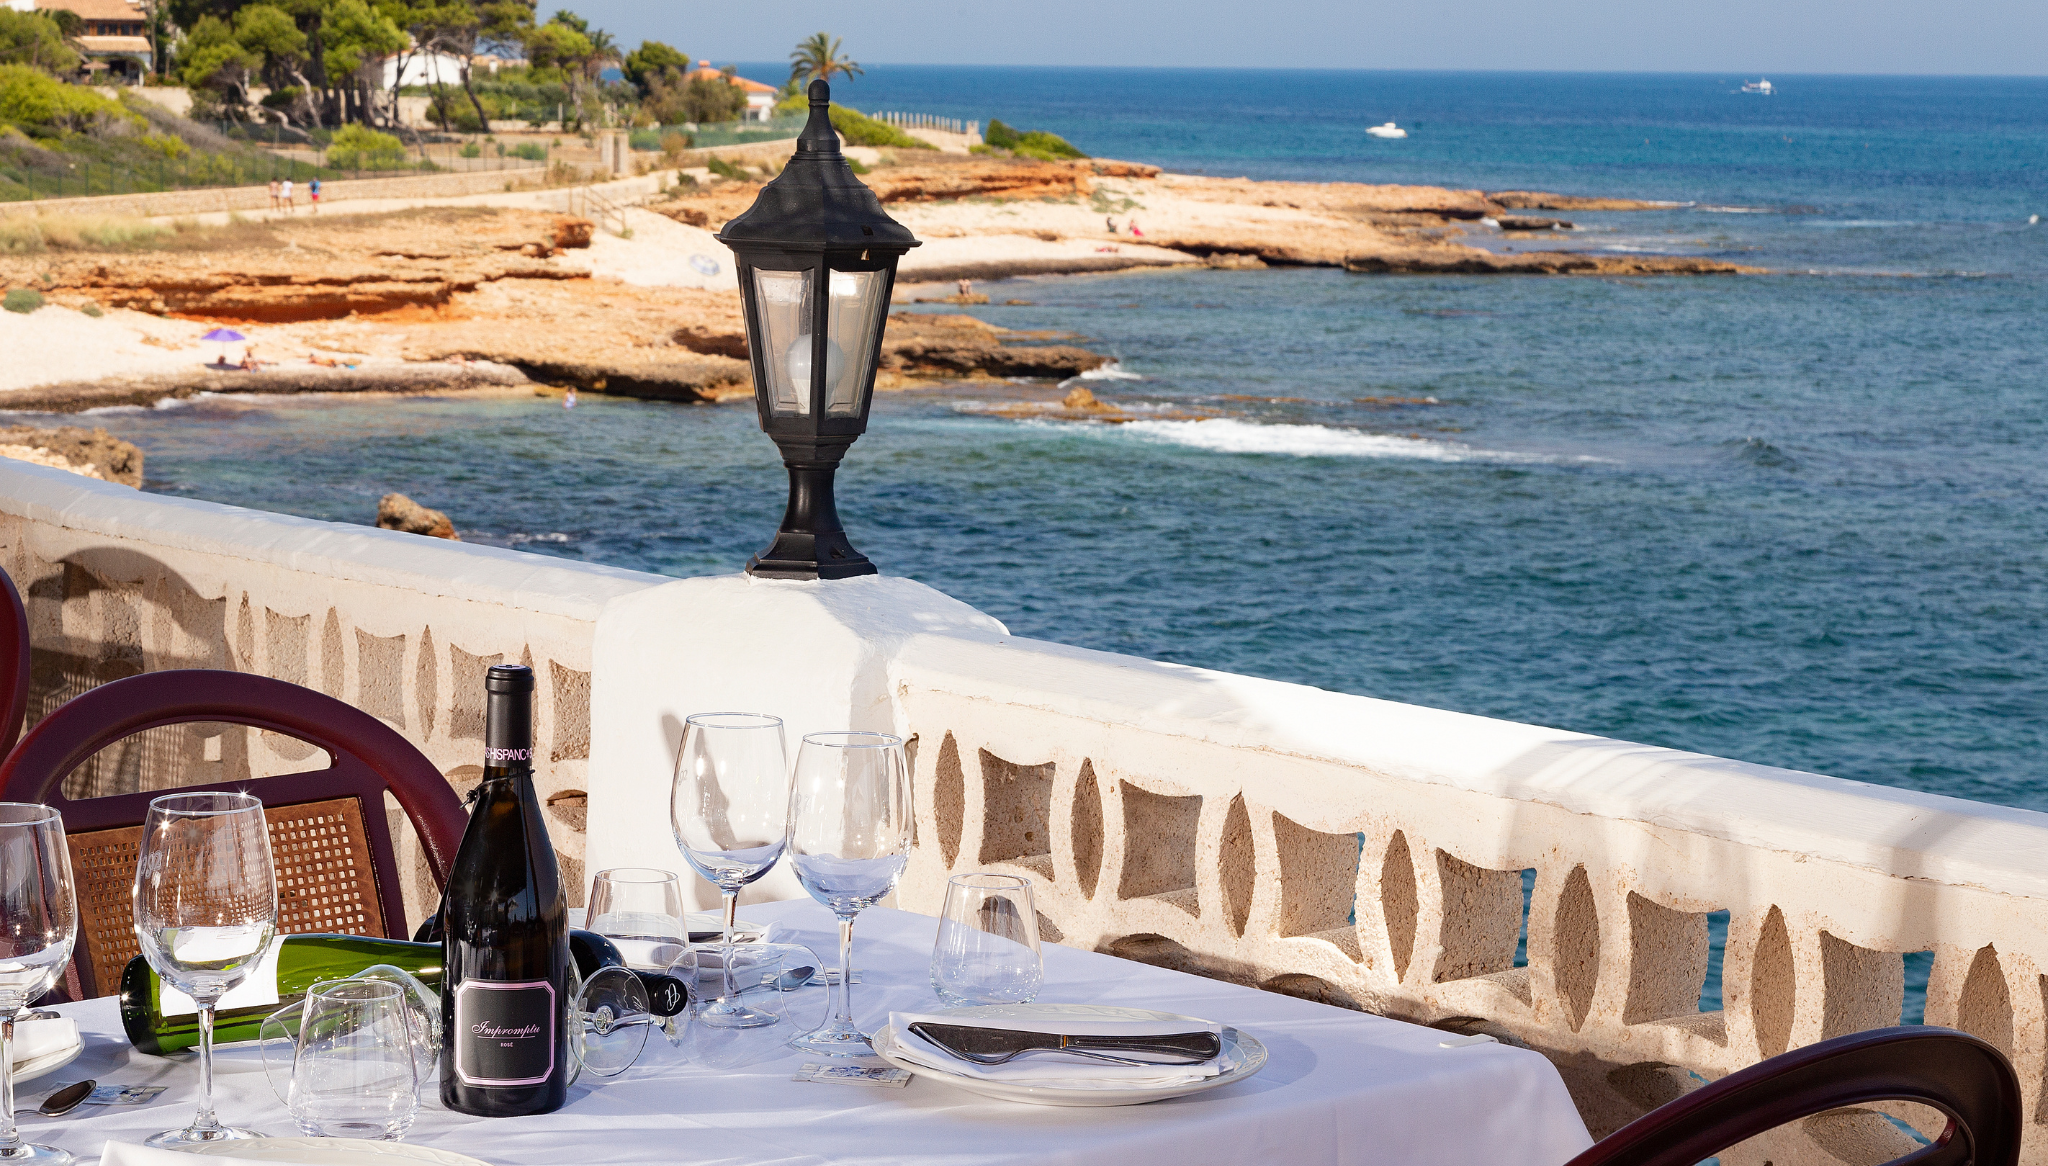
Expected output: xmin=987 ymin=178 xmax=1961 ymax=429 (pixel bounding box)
xmin=0 ymin=213 xmax=282 ymax=254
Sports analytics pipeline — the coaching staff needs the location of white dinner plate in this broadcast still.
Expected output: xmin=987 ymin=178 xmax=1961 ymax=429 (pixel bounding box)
xmin=10 ymin=1036 xmax=82 ymax=1087
xmin=184 ymin=1138 xmax=492 ymax=1165
xmin=871 ymin=1003 xmax=1268 ymax=1107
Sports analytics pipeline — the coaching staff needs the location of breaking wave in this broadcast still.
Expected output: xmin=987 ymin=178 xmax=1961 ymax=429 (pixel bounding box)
xmin=1099 ymin=418 xmax=1610 ymax=464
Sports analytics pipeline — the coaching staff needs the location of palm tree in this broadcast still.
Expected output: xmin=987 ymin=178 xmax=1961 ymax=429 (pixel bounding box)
xmin=788 ymin=33 xmax=861 ymax=86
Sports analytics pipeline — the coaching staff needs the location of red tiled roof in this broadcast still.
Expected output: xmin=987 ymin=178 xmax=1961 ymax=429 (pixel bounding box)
xmin=686 ymin=61 xmax=778 ymax=94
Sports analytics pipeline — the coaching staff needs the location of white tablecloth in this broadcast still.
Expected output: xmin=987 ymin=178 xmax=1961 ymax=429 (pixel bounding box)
xmin=31 ymin=900 xmax=1591 ymax=1166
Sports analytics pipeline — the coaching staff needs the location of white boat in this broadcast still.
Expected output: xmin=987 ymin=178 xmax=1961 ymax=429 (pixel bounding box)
xmin=1366 ymin=122 xmax=1408 ymax=139
xmin=1741 ymin=78 xmax=1774 ymax=95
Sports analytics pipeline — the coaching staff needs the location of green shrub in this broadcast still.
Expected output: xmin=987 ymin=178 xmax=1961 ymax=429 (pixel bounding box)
xmin=140 ymin=132 xmax=189 ymax=159
xmin=459 ymin=142 xmax=481 ymax=158
xmin=508 ymin=141 xmax=546 ymax=161
xmin=706 ymin=155 xmax=746 ymax=180
xmin=985 ymin=118 xmax=1086 ymax=161
xmin=827 ymin=104 xmax=933 ymax=150
xmin=325 ymin=123 xmax=407 ymax=170
xmin=2 ymin=288 xmax=44 ymax=314
xmin=0 ymin=64 xmax=137 ymax=138
xmin=80 ymin=301 xmax=102 ymax=317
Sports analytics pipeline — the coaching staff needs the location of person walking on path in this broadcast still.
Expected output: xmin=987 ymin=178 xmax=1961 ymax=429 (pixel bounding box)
xmin=267 ymin=179 xmax=280 ymax=212
xmin=1105 ymin=215 xmax=1118 ymax=234
xmin=309 ymin=177 xmax=321 ymax=214
xmin=279 ymin=178 xmax=295 ymax=214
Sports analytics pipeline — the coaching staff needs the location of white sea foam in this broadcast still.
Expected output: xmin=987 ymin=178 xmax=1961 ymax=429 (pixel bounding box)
xmin=1099 ymin=418 xmax=1609 ymax=464
xmin=1075 ymin=361 xmax=1145 ymax=382
xmin=1695 ymin=205 xmax=1774 ymax=214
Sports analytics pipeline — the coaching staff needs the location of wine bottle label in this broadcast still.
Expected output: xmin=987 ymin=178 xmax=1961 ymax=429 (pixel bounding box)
xmin=453 ymin=979 xmax=557 ymax=1087
xmin=158 ymin=935 xmax=285 ymax=1018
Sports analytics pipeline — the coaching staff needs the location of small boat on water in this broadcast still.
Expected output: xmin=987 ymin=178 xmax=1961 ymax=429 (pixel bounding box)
xmin=1741 ymin=78 xmax=1774 ymax=95
xmin=1367 ymin=122 xmax=1408 ymax=139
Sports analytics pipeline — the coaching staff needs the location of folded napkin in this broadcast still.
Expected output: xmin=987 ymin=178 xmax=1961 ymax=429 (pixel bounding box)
xmin=886 ymin=1009 xmax=1236 ymax=1090
xmin=10 ymin=1017 xmax=78 ymax=1067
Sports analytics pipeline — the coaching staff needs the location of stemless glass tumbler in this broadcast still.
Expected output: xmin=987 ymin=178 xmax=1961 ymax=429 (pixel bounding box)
xmin=281 ymin=979 xmax=420 ymax=1140
xmin=930 ymin=873 xmax=1043 ymax=1006
xmin=671 ymin=712 xmax=790 ymax=1028
xmin=785 ymin=731 xmax=912 ymax=1058
xmin=586 ymin=867 xmax=688 ymax=971
xmin=135 ymin=791 xmax=278 ymax=1148
xmin=0 ymin=803 xmax=78 ymax=1166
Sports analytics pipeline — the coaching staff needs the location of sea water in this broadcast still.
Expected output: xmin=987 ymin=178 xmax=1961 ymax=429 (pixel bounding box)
xmin=37 ymin=74 xmax=2048 ymax=1018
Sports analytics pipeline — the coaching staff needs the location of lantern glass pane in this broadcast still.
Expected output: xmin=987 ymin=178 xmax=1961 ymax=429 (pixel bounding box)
xmin=752 ymin=268 xmax=813 ymax=416
xmin=824 ymin=269 xmax=888 ymax=418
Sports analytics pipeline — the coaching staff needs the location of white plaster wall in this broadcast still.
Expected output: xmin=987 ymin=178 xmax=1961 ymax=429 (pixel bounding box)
xmin=583 ymin=573 xmax=1006 ymax=912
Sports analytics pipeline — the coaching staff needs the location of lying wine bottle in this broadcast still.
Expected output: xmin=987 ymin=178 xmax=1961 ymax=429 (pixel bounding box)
xmin=119 ymin=934 xmax=443 ymax=1056
xmin=118 ymin=930 xmax=685 ymax=1057
xmin=442 ymin=664 xmax=572 ymax=1118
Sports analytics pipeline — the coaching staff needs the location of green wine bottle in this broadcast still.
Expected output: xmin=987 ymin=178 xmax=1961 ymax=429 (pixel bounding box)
xmin=119 ymin=934 xmax=444 ymax=1056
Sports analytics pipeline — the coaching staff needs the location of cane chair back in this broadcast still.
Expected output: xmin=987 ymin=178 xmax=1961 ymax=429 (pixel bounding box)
xmin=0 ymin=669 xmax=467 ymax=998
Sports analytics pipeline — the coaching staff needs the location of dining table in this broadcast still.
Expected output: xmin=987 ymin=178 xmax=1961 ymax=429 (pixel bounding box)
xmin=26 ymin=898 xmax=1594 ymax=1166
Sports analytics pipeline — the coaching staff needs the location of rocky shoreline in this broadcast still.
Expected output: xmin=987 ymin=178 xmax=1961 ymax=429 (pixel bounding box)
xmin=0 ymin=157 xmax=1761 ymax=412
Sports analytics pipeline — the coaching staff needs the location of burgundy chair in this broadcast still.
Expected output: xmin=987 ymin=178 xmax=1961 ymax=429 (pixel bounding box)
xmin=1567 ymin=1026 xmax=2021 ymax=1166
xmin=0 ymin=669 xmax=467 ymax=999
xmin=0 ymin=566 xmax=30 ymax=753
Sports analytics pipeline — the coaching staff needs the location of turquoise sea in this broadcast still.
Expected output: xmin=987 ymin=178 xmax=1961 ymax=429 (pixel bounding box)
xmin=40 ymin=70 xmax=2048 ymax=830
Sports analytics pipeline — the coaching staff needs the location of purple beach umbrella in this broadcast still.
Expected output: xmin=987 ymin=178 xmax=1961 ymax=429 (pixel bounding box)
xmin=200 ymin=327 xmax=246 ymax=365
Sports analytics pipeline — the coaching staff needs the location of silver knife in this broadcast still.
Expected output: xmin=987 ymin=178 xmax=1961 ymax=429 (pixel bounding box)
xmin=910 ymin=1022 xmax=1220 ymax=1065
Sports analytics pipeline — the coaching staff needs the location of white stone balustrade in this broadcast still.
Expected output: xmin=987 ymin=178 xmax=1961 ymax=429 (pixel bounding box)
xmin=5 ymin=459 xmax=2045 ymax=1164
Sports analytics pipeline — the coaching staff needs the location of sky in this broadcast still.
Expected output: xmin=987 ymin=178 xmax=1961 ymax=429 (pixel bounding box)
xmin=559 ymin=0 xmax=2046 ymax=76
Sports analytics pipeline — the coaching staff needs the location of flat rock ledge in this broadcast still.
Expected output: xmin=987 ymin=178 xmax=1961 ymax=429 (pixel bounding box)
xmin=3 ymin=360 xmax=530 ymax=413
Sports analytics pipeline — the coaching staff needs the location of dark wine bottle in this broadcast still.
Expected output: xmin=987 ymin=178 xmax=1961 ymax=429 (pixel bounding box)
xmin=118 ymin=935 xmax=444 ymax=1056
xmin=441 ymin=664 xmax=572 ymax=1117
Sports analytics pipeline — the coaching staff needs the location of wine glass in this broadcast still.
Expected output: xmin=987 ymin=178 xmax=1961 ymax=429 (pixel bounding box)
xmin=135 ymin=791 xmax=278 ymax=1148
xmin=670 ymin=712 xmax=789 ymax=1028
xmin=0 ymin=803 xmax=78 ymax=1166
xmin=785 ymin=731 xmax=912 ymax=1058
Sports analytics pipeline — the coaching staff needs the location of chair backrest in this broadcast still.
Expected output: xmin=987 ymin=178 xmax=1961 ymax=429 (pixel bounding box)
xmin=0 ymin=669 xmax=468 ymax=998
xmin=0 ymin=567 xmax=30 ymax=754
xmin=1567 ymin=1026 xmax=2021 ymax=1166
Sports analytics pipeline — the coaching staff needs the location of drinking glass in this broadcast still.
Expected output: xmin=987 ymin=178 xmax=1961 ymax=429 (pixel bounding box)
xmin=0 ymin=803 xmax=77 ymax=1166
xmin=930 ymin=873 xmax=1043 ymax=1006
xmin=586 ymin=868 xmax=687 ymax=971
xmin=671 ymin=712 xmax=789 ymax=1028
xmin=785 ymin=731 xmax=912 ymax=1058
xmin=282 ymin=979 xmax=419 ymax=1140
xmin=666 ymin=942 xmax=828 ymax=1068
xmin=135 ymin=791 xmax=277 ymax=1148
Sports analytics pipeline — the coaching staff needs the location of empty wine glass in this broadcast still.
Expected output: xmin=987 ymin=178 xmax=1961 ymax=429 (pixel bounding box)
xmin=785 ymin=731 xmax=912 ymax=1058
xmin=0 ymin=803 xmax=78 ymax=1166
xmin=671 ymin=712 xmax=789 ymax=1028
xmin=135 ymin=791 xmax=277 ymax=1148
xmin=586 ymin=868 xmax=687 ymax=971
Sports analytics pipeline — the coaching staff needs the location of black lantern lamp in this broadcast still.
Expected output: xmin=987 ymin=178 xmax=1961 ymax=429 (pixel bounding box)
xmin=717 ymin=79 xmax=920 ymax=580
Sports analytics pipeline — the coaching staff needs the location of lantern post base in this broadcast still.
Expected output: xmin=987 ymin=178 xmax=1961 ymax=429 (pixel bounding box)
xmin=745 ymin=446 xmax=878 ymax=581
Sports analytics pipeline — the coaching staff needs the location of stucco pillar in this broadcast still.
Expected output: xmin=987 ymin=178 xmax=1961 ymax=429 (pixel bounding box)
xmin=585 ymin=573 xmax=1005 ymax=911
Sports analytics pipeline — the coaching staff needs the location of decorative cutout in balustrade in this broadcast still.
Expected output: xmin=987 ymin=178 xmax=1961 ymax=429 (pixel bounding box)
xmin=893 ymin=690 xmax=2048 ymax=1166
